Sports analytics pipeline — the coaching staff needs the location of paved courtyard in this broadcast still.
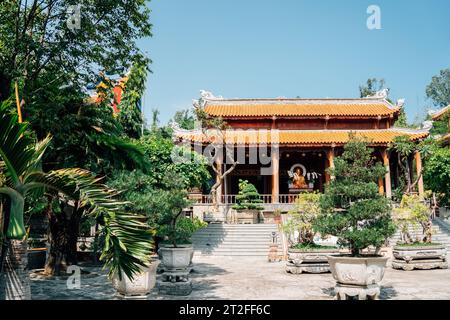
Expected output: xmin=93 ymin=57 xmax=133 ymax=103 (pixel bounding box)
xmin=30 ymin=254 xmax=450 ymax=300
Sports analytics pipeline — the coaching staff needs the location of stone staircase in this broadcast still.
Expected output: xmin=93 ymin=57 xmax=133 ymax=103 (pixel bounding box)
xmin=192 ymin=224 xmax=282 ymax=257
xmin=389 ymin=219 xmax=450 ymax=250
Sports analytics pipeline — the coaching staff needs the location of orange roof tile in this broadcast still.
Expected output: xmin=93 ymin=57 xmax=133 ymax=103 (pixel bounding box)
xmin=176 ymin=129 xmax=428 ymax=146
xmin=204 ymin=103 xmax=398 ymax=118
xmin=432 ymin=105 xmax=450 ymax=121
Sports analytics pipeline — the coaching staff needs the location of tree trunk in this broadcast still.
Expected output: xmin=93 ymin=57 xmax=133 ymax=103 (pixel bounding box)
xmin=0 ymin=239 xmax=31 ymax=300
xmin=44 ymin=202 xmax=81 ymax=276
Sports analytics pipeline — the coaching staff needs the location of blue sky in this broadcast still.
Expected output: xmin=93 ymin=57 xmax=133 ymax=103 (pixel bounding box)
xmin=138 ymin=0 xmax=450 ymax=125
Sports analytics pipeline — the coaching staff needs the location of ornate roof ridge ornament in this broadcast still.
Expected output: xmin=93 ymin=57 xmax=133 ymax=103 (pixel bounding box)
xmin=365 ymin=88 xmax=389 ymax=99
xmin=199 ymin=90 xmax=223 ymax=101
xmin=396 ymin=98 xmax=405 ymax=108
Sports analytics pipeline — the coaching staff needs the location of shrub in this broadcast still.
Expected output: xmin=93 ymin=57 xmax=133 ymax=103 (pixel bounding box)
xmin=283 ymin=193 xmax=322 ymax=246
xmin=232 ymin=179 xmax=264 ymax=211
xmin=313 ymin=135 xmax=396 ymax=256
xmin=392 ymin=194 xmax=432 ymax=244
xmin=158 ymin=217 xmax=207 ymax=245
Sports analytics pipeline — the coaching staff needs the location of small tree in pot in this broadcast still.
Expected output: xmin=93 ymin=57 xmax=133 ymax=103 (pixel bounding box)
xmin=283 ymin=192 xmax=339 ymax=274
xmin=232 ymin=179 xmax=264 ymax=224
xmin=392 ymin=194 xmax=447 ymax=270
xmin=313 ymin=135 xmax=396 ymax=299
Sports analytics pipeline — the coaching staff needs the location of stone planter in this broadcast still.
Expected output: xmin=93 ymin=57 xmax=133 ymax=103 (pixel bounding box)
xmin=204 ymin=211 xmax=225 ymax=223
xmin=328 ymin=255 xmax=388 ymax=300
xmin=392 ymin=244 xmax=448 ymax=271
xmin=236 ymin=210 xmax=260 ymax=224
xmin=286 ymin=247 xmax=340 ymax=274
xmin=27 ymin=248 xmax=47 ymax=270
xmin=158 ymin=245 xmax=193 ymax=271
xmin=112 ymin=259 xmax=160 ymax=298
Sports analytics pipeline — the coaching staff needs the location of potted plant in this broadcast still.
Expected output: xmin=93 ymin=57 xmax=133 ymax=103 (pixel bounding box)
xmin=157 ymin=216 xmax=207 ymax=268
xmin=313 ymin=136 xmax=396 ymax=300
xmin=392 ymin=194 xmax=448 ymax=271
xmin=232 ymin=179 xmax=264 ymax=224
xmin=283 ymin=192 xmax=339 ymax=274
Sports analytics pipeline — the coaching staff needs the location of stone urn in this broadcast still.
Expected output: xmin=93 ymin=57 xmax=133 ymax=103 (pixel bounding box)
xmin=236 ymin=210 xmax=260 ymax=224
xmin=158 ymin=245 xmax=193 ymax=270
xmin=327 ymin=255 xmax=388 ymax=300
xmin=392 ymin=244 xmax=448 ymax=271
xmin=286 ymin=247 xmax=340 ymax=274
xmin=112 ymin=258 xmax=160 ymax=298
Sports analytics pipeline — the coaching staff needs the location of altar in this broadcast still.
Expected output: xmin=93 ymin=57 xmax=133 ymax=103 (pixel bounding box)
xmin=287 ymin=164 xmax=318 ymax=195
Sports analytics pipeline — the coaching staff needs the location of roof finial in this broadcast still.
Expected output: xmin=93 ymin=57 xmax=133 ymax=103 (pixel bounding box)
xmin=366 ymin=88 xmax=389 ymax=99
xmin=199 ymin=90 xmax=223 ymax=100
xmin=396 ymin=98 xmax=405 ymax=108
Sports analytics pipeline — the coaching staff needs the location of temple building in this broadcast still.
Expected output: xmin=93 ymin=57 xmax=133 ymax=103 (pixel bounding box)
xmin=175 ymin=91 xmax=429 ymax=218
xmin=431 ymin=105 xmax=450 ymax=147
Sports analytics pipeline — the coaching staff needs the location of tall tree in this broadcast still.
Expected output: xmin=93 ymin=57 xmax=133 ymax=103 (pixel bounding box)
xmin=426 ymin=69 xmax=450 ymax=108
xmin=0 ymin=0 xmax=152 ymax=109
xmin=117 ymin=55 xmax=151 ymax=139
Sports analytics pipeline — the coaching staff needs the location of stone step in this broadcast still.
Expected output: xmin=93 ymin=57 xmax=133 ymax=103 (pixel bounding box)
xmin=192 ymin=223 xmax=283 ymax=257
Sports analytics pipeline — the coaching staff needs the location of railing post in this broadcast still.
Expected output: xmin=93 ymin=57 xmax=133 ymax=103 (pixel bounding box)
xmin=271 ymin=147 xmax=280 ymax=203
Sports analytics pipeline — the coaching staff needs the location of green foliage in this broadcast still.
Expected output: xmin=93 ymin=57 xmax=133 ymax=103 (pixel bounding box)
xmin=423 ymin=147 xmax=450 ymax=206
xmin=139 ymin=133 xmax=210 ymax=190
xmin=359 ymin=78 xmax=386 ymax=98
xmin=158 ymin=217 xmax=207 ymax=245
xmin=0 ymin=0 xmax=152 ymax=101
xmin=430 ymin=112 xmax=450 ymax=136
xmin=426 ymin=69 xmax=450 ymax=107
xmin=108 ymin=131 xmax=210 ymax=247
xmin=313 ymin=135 xmax=396 ymax=256
xmin=0 ymin=103 xmax=153 ymax=280
xmin=283 ymin=193 xmax=322 ymax=246
xmin=232 ymin=179 xmax=264 ymax=211
xmin=172 ymin=109 xmax=196 ymax=130
xmin=392 ymin=195 xmax=431 ymax=244
xmin=117 ymin=55 xmax=150 ymax=139
xmin=394 ymin=109 xmax=413 ymax=128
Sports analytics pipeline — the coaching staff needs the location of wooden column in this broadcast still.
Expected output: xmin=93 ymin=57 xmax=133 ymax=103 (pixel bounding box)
xmin=326 ymin=147 xmax=335 ymax=182
xmin=415 ymin=151 xmax=425 ymax=198
xmin=381 ymin=149 xmax=392 ymax=199
xmin=378 ymin=178 xmax=385 ymax=195
xmin=271 ymin=147 xmax=279 ymax=203
xmin=216 ymin=154 xmax=223 ymax=204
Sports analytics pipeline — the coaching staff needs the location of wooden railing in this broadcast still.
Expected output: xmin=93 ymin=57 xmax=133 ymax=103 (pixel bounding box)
xmin=190 ymin=194 xmax=300 ymax=205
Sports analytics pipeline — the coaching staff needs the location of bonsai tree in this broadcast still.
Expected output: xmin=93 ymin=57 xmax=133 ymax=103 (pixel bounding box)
xmin=232 ymin=179 xmax=264 ymax=211
xmin=393 ymin=194 xmax=433 ymax=245
xmin=158 ymin=217 xmax=207 ymax=246
xmin=283 ymin=192 xmax=329 ymax=249
xmin=313 ymin=136 xmax=396 ymax=256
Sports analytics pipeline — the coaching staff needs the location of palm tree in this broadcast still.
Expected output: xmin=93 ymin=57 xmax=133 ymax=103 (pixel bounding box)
xmin=0 ymin=102 xmax=153 ymax=300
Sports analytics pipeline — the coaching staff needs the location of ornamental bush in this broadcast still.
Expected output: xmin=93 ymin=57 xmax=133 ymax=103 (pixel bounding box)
xmin=232 ymin=179 xmax=264 ymax=211
xmin=283 ymin=192 xmax=322 ymax=246
xmin=313 ymin=135 xmax=396 ymax=256
xmin=392 ymin=194 xmax=432 ymax=244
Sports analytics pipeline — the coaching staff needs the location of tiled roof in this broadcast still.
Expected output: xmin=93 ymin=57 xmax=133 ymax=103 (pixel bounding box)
xmin=202 ymin=98 xmax=399 ymax=118
xmin=439 ymin=132 xmax=450 ymax=146
xmin=432 ymin=105 xmax=450 ymax=121
xmin=176 ymin=128 xmax=428 ymax=146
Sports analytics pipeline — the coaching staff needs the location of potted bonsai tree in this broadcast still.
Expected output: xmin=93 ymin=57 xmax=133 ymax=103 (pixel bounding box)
xmin=232 ymin=179 xmax=264 ymax=224
xmin=392 ymin=194 xmax=448 ymax=270
xmin=313 ymin=136 xmax=396 ymax=300
xmin=157 ymin=216 xmax=207 ymax=268
xmin=283 ymin=192 xmax=339 ymax=274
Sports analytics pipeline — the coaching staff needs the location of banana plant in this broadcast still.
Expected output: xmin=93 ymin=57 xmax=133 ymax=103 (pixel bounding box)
xmin=0 ymin=101 xmax=153 ymax=284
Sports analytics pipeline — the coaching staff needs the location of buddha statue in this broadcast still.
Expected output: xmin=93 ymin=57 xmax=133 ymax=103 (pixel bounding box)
xmin=292 ymin=167 xmax=308 ymax=189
